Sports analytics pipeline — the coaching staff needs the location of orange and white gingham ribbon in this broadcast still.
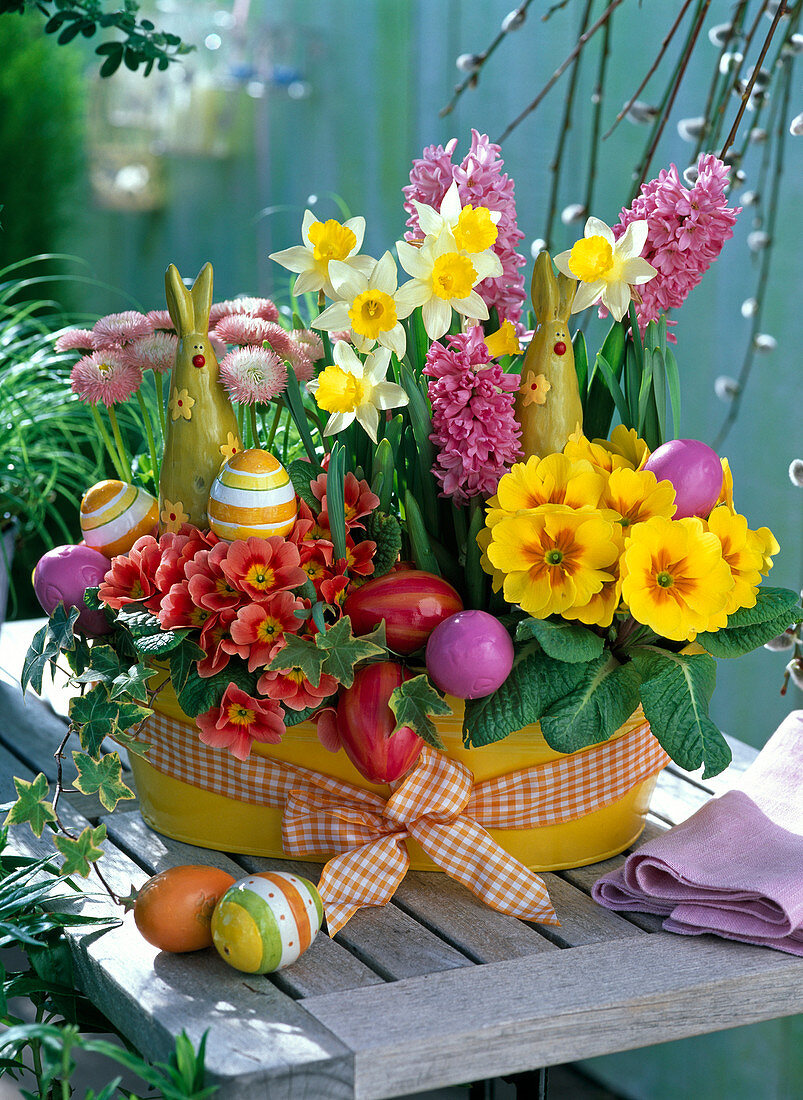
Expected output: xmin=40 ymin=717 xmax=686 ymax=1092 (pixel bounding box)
xmin=140 ymin=710 xmax=668 ymax=935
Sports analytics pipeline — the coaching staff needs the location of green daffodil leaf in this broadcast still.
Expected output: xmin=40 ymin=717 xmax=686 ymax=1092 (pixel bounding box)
xmin=3 ymin=774 xmax=56 ymax=838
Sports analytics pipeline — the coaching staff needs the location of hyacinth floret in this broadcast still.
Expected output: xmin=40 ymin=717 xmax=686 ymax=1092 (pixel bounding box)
xmin=424 ymin=325 xmax=522 ymax=504
xmin=612 ymin=153 xmax=740 ymax=336
xmin=403 ymin=130 xmax=526 ymax=325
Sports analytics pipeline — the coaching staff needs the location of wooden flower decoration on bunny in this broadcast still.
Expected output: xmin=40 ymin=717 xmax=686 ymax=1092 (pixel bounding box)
xmin=514 ymin=251 xmax=582 ymax=460
xmin=160 ymin=263 xmax=242 ymax=531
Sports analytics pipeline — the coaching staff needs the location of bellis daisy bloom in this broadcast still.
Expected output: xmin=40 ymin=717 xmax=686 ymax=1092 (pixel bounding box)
xmin=213 ymin=314 xmax=275 ymax=347
xmin=553 ymin=217 xmax=657 ymax=321
xmin=55 ymin=329 xmax=96 ymax=353
xmin=487 ymin=504 xmax=619 ymax=618
xmin=146 ymin=309 xmax=175 ymax=332
xmin=219 ymin=346 xmax=287 ymax=405
xmin=307 ymin=341 xmax=409 ymax=443
xmin=395 ymin=232 xmax=502 ymax=340
xmin=70 ymin=350 xmax=143 ymax=406
xmin=209 ymin=297 xmax=279 ymax=326
xmin=123 ymin=332 xmax=177 ymax=375
xmin=620 ymin=515 xmax=734 ymax=641
xmin=313 ymin=252 xmax=408 ymax=359
xmin=92 ymin=311 xmax=153 ymax=348
xmin=269 ymin=211 xmax=375 ymax=299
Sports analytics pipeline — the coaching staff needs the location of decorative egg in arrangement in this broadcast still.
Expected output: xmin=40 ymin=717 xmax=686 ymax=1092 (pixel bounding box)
xmin=344 ymin=569 xmax=464 ymax=654
xmin=426 ymin=610 xmax=515 ymax=700
xmin=643 ymin=439 xmax=723 ymax=519
xmin=211 ymin=872 xmax=323 ymax=973
xmin=80 ymin=481 xmax=159 ymax=558
xmin=207 ymin=449 xmax=297 ymax=541
xmin=336 ymin=660 xmax=425 ymax=783
xmin=33 ymin=544 xmax=112 ymax=636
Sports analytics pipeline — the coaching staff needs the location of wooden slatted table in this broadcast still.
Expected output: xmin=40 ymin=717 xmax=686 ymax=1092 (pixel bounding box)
xmin=1 ymin=620 xmax=801 ymax=1100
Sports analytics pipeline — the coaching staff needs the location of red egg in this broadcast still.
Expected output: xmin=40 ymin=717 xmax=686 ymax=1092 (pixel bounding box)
xmin=344 ymin=570 xmax=463 ymax=655
xmin=643 ymin=438 xmax=723 ymax=519
xmin=336 ymin=661 xmax=423 ymax=784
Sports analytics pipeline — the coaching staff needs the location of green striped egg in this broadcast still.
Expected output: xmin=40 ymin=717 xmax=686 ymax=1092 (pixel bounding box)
xmin=207 ymin=448 xmax=297 ymax=541
xmin=210 ymin=872 xmax=323 ymax=973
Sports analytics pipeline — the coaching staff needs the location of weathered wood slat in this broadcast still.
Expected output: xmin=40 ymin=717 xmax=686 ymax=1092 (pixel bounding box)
xmin=301 ymin=935 xmax=803 ymax=1100
xmin=535 ymin=873 xmax=647 ymax=946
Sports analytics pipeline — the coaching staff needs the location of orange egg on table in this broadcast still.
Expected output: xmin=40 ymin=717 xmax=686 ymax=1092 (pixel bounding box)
xmin=207 ymin=448 xmax=297 ymax=540
xmin=80 ymin=480 xmax=158 ymax=558
xmin=133 ymin=865 xmax=236 ymax=953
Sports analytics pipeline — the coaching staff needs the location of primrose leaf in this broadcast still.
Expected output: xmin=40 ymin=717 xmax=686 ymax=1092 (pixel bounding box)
xmin=697 ymin=586 xmax=803 ymax=658
xmin=174 ymin=658 xmax=257 ymax=719
xmin=316 ymin=615 xmax=387 ymax=689
xmin=72 ymin=752 xmax=135 ymax=813
xmin=3 ymin=774 xmax=56 ymax=839
xmin=54 ymin=825 xmax=107 ymax=878
xmin=515 ymin=617 xmax=605 ymax=663
xmin=115 ymin=608 xmax=190 ymax=656
xmin=388 ymin=675 xmax=451 ymax=750
xmin=539 ymin=655 xmax=642 ymax=754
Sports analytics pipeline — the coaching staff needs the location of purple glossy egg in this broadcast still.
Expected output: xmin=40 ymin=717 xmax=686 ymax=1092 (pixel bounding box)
xmin=33 ymin=544 xmax=112 ymax=636
xmin=643 ymin=438 xmax=723 ymax=519
xmin=425 ymin=610 xmax=514 ymax=700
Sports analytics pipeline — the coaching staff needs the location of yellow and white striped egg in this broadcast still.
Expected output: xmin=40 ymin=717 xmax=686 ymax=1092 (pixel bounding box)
xmin=207 ymin=449 xmax=297 ymax=540
xmin=80 ymin=480 xmax=158 ymax=558
xmin=211 ymin=872 xmax=323 ymax=973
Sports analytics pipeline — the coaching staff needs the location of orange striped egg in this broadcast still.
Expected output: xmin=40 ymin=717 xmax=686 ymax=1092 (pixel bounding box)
xmin=80 ymin=480 xmax=158 ymax=558
xmin=207 ymin=448 xmax=297 ymax=540
xmin=211 ymin=872 xmax=323 ymax=973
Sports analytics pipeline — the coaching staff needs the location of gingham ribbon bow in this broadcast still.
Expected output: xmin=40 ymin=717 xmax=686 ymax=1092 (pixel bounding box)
xmin=283 ymin=746 xmax=560 ymax=935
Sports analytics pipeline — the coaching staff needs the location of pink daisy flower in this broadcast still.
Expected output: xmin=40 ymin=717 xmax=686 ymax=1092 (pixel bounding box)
xmin=218 ymin=346 xmax=287 ymax=405
xmin=70 ymin=349 xmax=143 ymax=406
xmin=424 ymin=325 xmax=522 ymax=504
xmin=213 ymin=314 xmax=274 ymax=347
xmin=284 ymin=340 xmax=313 ymax=383
xmin=121 ymin=332 xmax=177 ymax=375
xmin=146 ymin=309 xmax=175 ymax=332
xmin=92 ymin=311 xmax=153 ymax=348
xmin=209 ymin=296 xmax=279 ymax=326
xmin=55 ymin=329 xmax=96 ymax=353
xmin=292 ymin=329 xmax=324 ymax=362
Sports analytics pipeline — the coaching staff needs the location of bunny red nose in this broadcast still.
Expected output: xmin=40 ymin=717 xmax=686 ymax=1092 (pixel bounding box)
xmin=192 ymin=354 xmax=206 ymax=368
xmin=553 ymin=341 xmax=567 ymax=356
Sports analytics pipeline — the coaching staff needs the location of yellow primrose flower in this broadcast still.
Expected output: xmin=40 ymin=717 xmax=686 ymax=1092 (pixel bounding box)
xmin=493 ymin=453 xmax=607 ymax=519
xmin=313 ymin=252 xmax=407 ymax=359
xmin=620 ymin=516 xmax=734 ymax=641
xmin=168 ymin=388 xmax=195 ymax=421
xmin=160 ymin=498 xmax=189 ymax=534
xmin=307 ymin=340 xmax=408 ymax=443
xmin=519 ymin=371 xmax=551 ymax=407
xmin=476 ymin=524 xmax=504 ymax=594
xmin=600 ymin=467 xmax=677 ymax=533
xmin=486 ymin=504 xmax=619 ymax=618
xmin=715 ymin=456 xmax=736 ymax=513
xmin=269 ymin=211 xmax=375 ymax=299
xmin=553 ymin=217 xmax=657 ymax=321
xmin=564 ymin=430 xmax=634 ymax=473
xmin=593 ymin=426 xmax=651 ymax=470
xmin=705 ymin=506 xmax=765 ymax=614
xmin=564 ymin=523 xmax=626 ymax=629
xmin=749 ymin=524 xmax=779 ymax=576
xmin=485 ymin=319 xmax=522 ymax=359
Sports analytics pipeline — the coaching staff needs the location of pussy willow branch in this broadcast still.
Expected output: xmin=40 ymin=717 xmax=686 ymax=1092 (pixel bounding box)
xmin=709 ymin=0 xmax=770 ymax=151
xmin=584 ymin=4 xmax=613 ymax=216
xmin=732 ymin=6 xmax=799 ymax=167
xmin=720 ymin=0 xmax=788 ymax=158
xmin=603 ymin=0 xmax=695 ymax=141
xmin=440 ymin=0 xmax=537 ymax=117
xmin=496 ymin=0 xmax=624 ymax=143
xmin=692 ymin=0 xmax=749 ymax=160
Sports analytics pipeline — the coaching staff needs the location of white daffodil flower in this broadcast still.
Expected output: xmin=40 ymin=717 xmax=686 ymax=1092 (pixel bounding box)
xmin=268 ymin=210 xmax=375 ymax=299
xmin=307 ymin=341 xmax=409 ymax=443
xmin=394 ymin=231 xmax=503 ymax=341
xmin=553 ymin=217 xmax=657 ymax=321
xmin=411 ymin=180 xmax=501 ymax=251
xmin=312 ymin=251 xmax=407 ymax=360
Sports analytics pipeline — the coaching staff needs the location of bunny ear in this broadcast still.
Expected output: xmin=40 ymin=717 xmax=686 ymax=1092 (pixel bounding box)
xmin=165 ymin=264 xmax=194 ymax=335
xmin=530 ymin=251 xmax=560 ymax=324
xmin=556 ymin=272 xmax=578 ymax=321
xmin=190 ymin=262 xmax=214 ymax=332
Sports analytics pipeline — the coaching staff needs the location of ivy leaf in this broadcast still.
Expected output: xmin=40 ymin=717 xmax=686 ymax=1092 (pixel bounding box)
xmin=21 ymin=624 xmax=60 ymax=696
xmin=83 ymin=586 xmax=102 ymax=611
xmin=73 ymin=645 xmax=123 ymax=684
xmin=48 ymin=603 xmax=80 ymax=652
xmin=113 ymin=729 xmax=152 ymax=759
xmin=3 ymin=774 xmax=56 ymax=839
xmin=267 ymin=633 xmax=327 ymax=688
xmin=515 ymin=617 xmax=605 ymax=663
xmin=539 ymin=655 xmax=642 ymax=754
xmin=316 ymin=615 xmax=388 ymax=689
xmin=54 ymin=825 xmax=107 ymax=878
xmin=388 ymin=675 xmax=450 ymax=750
xmin=70 ymin=687 xmax=151 ymax=758
xmin=697 ymin=586 xmax=803 ymax=658
xmin=631 ymin=647 xmax=731 ymax=779
xmin=72 ymin=753 xmax=135 ymax=813
xmin=109 ymin=663 xmax=154 ymax=703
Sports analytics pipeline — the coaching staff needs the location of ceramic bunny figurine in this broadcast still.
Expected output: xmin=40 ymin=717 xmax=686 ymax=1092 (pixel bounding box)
xmin=159 ymin=262 xmax=242 ymax=531
xmin=514 ymin=250 xmax=583 ymax=460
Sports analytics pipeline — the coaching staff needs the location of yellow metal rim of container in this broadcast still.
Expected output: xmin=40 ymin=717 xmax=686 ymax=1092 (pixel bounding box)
xmin=129 ymin=675 xmax=659 ymax=871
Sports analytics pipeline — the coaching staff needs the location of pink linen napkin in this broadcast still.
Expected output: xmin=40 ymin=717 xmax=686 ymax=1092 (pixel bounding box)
xmin=592 ymin=710 xmax=803 ymax=955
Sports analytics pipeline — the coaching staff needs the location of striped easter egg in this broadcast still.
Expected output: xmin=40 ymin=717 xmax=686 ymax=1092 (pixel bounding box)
xmin=80 ymin=480 xmax=158 ymax=558
xmin=211 ymin=872 xmax=323 ymax=973
xmin=207 ymin=448 xmax=297 ymax=540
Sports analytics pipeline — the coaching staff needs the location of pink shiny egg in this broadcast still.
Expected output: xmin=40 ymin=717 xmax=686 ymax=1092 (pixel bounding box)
xmin=425 ymin=610 xmax=514 ymax=700
xmin=643 ymin=438 xmax=723 ymax=519
xmin=33 ymin=544 xmax=112 ymax=636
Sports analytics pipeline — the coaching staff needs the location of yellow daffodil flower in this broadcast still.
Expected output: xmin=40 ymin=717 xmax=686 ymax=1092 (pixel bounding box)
xmin=269 ymin=211 xmax=375 ymax=299
xmin=410 ymin=180 xmax=501 ymax=250
xmin=620 ymin=515 xmax=734 ymax=641
xmin=600 ymin=467 xmax=677 ymax=533
xmin=312 ymin=252 xmax=407 ymax=360
xmin=553 ymin=217 xmax=657 ymax=321
xmin=485 ymin=319 xmax=522 ymax=359
xmin=306 ymin=340 xmax=409 ymax=443
xmin=487 ymin=504 xmax=619 ymax=618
